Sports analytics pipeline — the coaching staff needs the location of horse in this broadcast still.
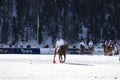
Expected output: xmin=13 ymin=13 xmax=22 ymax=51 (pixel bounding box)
xmin=80 ymin=45 xmax=85 ymax=55
xmin=53 ymin=44 xmax=68 ymax=63
xmin=102 ymin=44 xmax=113 ymax=56
xmin=88 ymin=45 xmax=94 ymax=55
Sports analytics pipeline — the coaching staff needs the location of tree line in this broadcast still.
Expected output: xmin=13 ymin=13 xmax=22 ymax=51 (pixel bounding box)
xmin=0 ymin=0 xmax=120 ymax=45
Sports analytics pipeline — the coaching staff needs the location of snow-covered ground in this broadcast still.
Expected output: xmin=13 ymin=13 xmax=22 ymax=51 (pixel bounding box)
xmin=0 ymin=54 xmax=120 ymax=80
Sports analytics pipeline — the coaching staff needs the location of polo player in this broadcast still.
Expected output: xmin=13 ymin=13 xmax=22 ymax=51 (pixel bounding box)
xmin=53 ymin=36 xmax=64 ymax=63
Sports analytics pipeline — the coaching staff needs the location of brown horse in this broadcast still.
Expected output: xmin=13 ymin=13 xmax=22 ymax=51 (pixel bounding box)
xmin=80 ymin=45 xmax=85 ymax=55
xmin=88 ymin=46 xmax=94 ymax=55
xmin=53 ymin=44 xmax=68 ymax=63
xmin=102 ymin=44 xmax=113 ymax=56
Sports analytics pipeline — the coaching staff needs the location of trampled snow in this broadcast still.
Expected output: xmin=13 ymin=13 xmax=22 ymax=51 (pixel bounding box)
xmin=0 ymin=54 xmax=120 ymax=80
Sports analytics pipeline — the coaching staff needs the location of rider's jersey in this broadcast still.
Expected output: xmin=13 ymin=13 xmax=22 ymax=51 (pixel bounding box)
xmin=79 ymin=41 xmax=85 ymax=47
xmin=56 ymin=39 xmax=64 ymax=48
xmin=89 ymin=41 xmax=93 ymax=47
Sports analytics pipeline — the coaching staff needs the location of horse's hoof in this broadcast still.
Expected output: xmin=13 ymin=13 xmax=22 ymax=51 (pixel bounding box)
xmin=60 ymin=60 xmax=65 ymax=63
xmin=62 ymin=61 xmax=65 ymax=63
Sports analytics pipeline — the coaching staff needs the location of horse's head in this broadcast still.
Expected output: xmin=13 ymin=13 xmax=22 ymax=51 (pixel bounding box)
xmin=64 ymin=44 xmax=69 ymax=51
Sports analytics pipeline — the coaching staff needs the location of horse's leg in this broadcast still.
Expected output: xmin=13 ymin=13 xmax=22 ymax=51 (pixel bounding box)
xmin=61 ymin=55 xmax=63 ymax=60
xmin=60 ymin=52 xmax=66 ymax=63
xmin=53 ymin=48 xmax=57 ymax=63
xmin=53 ymin=54 xmax=56 ymax=62
xmin=59 ymin=54 xmax=62 ymax=63
xmin=59 ymin=53 xmax=64 ymax=63
xmin=63 ymin=52 xmax=66 ymax=63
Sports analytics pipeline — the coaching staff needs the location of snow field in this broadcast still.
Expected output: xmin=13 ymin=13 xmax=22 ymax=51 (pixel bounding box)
xmin=0 ymin=54 xmax=120 ymax=80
